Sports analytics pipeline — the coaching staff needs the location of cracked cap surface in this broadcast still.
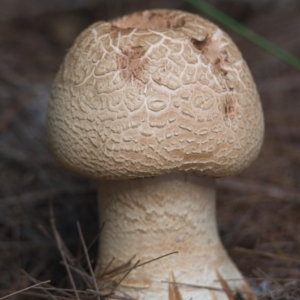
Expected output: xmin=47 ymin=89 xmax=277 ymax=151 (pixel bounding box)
xmin=47 ymin=9 xmax=264 ymax=179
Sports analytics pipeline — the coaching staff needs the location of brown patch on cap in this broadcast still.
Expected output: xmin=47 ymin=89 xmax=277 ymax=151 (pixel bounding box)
xmin=116 ymin=45 xmax=149 ymax=82
xmin=110 ymin=24 xmax=119 ymax=31
xmin=223 ymin=95 xmax=236 ymax=120
xmin=191 ymin=35 xmax=229 ymax=76
xmin=113 ymin=11 xmax=185 ymax=30
xmin=191 ymin=35 xmax=218 ymax=63
xmin=191 ymin=36 xmax=209 ymax=52
xmin=147 ymin=12 xmax=185 ymax=29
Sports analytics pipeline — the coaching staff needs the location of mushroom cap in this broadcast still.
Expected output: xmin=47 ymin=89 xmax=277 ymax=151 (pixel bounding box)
xmin=47 ymin=9 xmax=264 ymax=180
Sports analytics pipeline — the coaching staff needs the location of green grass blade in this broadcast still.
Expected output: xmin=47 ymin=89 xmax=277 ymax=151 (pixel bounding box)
xmin=185 ymin=0 xmax=300 ymax=71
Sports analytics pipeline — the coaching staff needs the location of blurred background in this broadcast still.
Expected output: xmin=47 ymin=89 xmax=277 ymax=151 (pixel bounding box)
xmin=0 ymin=0 xmax=300 ymax=299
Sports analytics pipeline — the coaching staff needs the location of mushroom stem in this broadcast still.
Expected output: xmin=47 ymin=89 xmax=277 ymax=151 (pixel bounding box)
xmin=96 ymin=173 xmax=253 ymax=300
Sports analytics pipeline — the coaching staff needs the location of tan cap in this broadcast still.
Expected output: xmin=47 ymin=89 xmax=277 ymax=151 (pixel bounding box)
xmin=47 ymin=9 xmax=264 ymax=179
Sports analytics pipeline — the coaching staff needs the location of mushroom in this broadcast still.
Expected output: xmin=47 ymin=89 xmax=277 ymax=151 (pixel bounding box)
xmin=47 ymin=9 xmax=264 ymax=300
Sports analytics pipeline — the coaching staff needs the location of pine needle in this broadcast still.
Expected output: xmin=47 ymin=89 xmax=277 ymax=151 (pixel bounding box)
xmin=0 ymin=281 xmax=50 ymax=300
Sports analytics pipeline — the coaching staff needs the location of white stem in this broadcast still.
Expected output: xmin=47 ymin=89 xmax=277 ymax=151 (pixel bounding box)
xmin=96 ymin=173 xmax=253 ymax=300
